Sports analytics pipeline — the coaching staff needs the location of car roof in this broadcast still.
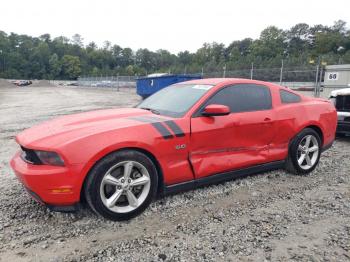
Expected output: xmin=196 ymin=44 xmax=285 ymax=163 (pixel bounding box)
xmin=182 ymin=78 xmax=278 ymax=87
xmin=182 ymin=78 xmax=303 ymax=95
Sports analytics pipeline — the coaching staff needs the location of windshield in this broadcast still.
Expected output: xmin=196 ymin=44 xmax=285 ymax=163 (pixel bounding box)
xmin=137 ymin=84 xmax=214 ymax=117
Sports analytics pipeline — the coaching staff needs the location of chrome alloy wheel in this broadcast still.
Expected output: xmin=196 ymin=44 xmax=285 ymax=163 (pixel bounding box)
xmin=100 ymin=161 xmax=151 ymax=213
xmin=297 ymin=135 xmax=320 ymax=170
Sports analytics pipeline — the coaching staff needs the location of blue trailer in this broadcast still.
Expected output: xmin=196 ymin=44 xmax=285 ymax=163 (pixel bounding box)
xmin=136 ymin=74 xmax=202 ymax=99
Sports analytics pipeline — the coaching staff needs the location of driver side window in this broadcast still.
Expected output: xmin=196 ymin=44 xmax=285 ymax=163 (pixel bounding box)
xmin=205 ymin=84 xmax=272 ymax=113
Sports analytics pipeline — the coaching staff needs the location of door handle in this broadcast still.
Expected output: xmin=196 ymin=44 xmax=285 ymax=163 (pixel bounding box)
xmin=264 ymin=117 xmax=271 ymax=122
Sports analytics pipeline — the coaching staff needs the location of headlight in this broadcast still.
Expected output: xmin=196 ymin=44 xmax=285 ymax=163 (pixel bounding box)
xmin=35 ymin=151 xmax=65 ymax=166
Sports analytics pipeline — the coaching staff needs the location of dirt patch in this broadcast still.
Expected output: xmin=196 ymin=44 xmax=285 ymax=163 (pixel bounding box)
xmin=30 ymin=80 xmax=55 ymax=87
xmin=0 ymin=79 xmax=13 ymax=88
xmin=0 ymin=79 xmax=56 ymax=88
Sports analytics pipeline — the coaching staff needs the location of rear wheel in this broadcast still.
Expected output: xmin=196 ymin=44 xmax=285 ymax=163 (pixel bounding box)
xmin=285 ymin=128 xmax=321 ymax=175
xmin=84 ymin=150 xmax=158 ymax=221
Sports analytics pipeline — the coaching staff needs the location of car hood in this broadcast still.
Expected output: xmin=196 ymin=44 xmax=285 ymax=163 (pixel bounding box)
xmin=330 ymin=88 xmax=350 ymax=97
xmin=16 ymin=108 xmax=165 ymax=148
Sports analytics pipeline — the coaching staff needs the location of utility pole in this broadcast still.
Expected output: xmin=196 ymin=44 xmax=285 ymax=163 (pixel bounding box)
xmin=0 ymin=50 xmax=4 ymax=74
xmin=201 ymin=67 xmax=204 ymax=78
xmin=279 ymin=59 xmax=284 ymax=85
xmin=250 ymin=62 xmax=254 ymax=80
xmin=223 ymin=64 xmax=226 ymax=78
xmin=314 ymin=61 xmax=320 ymax=97
xmin=318 ymin=65 xmax=324 ymax=97
xmin=117 ymin=73 xmax=120 ymax=92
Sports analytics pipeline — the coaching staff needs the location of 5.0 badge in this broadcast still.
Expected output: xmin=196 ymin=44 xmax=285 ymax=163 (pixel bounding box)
xmin=175 ymin=144 xmax=186 ymax=150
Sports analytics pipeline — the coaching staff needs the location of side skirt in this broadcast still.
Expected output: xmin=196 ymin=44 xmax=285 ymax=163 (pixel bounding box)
xmin=163 ymin=160 xmax=285 ymax=196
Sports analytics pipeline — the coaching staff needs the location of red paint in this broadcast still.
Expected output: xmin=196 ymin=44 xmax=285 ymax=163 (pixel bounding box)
xmin=202 ymin=104 xmax=230 ymax=116
xmin=10 ymin=79 xmax=337 ymax=207
xmin=190 ymin=109 xmax=275 ymax=178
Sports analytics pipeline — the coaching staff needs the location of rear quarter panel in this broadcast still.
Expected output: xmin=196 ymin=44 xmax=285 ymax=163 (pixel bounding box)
xmin=269 ymin=88 xmax=336 ymax=161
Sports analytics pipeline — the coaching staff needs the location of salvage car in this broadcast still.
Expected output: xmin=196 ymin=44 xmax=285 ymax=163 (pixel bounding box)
xmin=13 ymin=80 xmax=32 ymax=86
xmin=329 ymin=88 xmax=350 ymax=136
xmin=10 ymin=78 xmax=337 ymax=221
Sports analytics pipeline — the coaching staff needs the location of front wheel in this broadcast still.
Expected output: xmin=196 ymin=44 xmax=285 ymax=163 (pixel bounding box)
xmin=285 ymin=128 xmax=321 ymax=175
xmin=84 ymin=150 xmax=158 ymax=221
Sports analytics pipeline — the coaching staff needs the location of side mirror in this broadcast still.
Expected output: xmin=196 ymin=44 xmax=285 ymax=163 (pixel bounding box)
xmin=202 ymin=104 xmax=230 ymax=117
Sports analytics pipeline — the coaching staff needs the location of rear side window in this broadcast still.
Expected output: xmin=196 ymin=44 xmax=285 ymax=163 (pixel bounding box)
xmin=280 ymin=90 xmax=301 ymax=103
xmin=204 ymin=84 xmax=272 ymax=113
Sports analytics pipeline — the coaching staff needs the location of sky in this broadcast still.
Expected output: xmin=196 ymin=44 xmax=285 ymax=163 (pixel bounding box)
xmin=1 ymin=0 xmax=349 ymax=53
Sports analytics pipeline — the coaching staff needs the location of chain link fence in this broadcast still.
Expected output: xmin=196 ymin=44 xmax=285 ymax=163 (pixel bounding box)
xmin=52 ymin=65 xmax=330 ymax=97
xmin=77 ymin=76 xmax=137 ymax=89
xmin=199 ymin=65 xmax=327 ymax=97
xmin=204 ymin=67 xmax=317 ymax=84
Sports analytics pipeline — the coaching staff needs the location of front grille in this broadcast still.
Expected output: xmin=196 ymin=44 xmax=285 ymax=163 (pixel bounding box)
xmin=20 ymin=146 xmax=42 ymax=165
xmin=336 ymin=96 xmax=350 ymax=112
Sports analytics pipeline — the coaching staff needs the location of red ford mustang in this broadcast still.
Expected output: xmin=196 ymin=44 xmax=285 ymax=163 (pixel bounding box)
xmin=10 ymin=78 xmax=337 ymax=220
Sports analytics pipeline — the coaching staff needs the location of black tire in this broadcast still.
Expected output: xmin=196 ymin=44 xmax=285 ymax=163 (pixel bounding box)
xmin=285 ymin=128 xmax=322 ymax=175
xmin=84 ymin=150 xmax=158 ymax=221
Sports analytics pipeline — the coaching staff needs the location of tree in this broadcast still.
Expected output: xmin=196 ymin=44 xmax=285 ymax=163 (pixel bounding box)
xmin=178 ymin=51 xmax=192 ymax=65
xmin=0 ymin=21 xmax=349 ymax=80
xmin=49 ymin=53 xmax=61 ymax=79
xmin=61 ymin=55 xmax=81 ymax=79
xmin=125 ymin=65 xmax=134 ymax=75
xmin=286 ymin=23 xmax=311 ymax=54
xmin=103 ymin=41 xmax=111 ymax=50
xmin=39 ymin=34 xmax=51 ymax=43
xmin=72 ymin=34 xmax=84 ymax=47
xmin=120 ymin=48 xmax=133 ymax=67
xmin=87 ymin=41 xmax=97 ymax=51
xmin=251 ymin=26 xmax=285 ymax=59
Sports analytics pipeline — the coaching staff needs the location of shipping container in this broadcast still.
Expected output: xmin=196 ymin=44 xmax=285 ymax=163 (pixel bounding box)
xmin=136 ymin=74 xmax=202 ymax=98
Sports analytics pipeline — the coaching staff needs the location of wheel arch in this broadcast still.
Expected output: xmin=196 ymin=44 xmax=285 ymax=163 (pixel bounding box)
xmin=79 ymin=147 xmax=165 ymax=203
xmin=288 ymin=124 xmax=324 ymax=153
xmin=304 ymin=125 xmax=324 ymax=146
xmin=285 ymin=124 xmax=324 ymax=175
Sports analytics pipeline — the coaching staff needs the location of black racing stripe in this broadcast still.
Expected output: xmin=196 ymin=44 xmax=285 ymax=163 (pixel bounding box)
xmin=151 ymin=122 xmax=174 ymax=139
xmin=164 ymin=120 xmax=185 ymax=137
xmin=129 ymin=116 xmax=175 ymax=139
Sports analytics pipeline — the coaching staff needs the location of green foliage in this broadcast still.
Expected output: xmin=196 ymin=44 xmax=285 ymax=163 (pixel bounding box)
xmin=61 ymin=55 xmax=81 ymax=79
xmin=48 ymin=53 xmax=61 ymax=78
xmin=0 ymin=21 xmax=349 ymax=80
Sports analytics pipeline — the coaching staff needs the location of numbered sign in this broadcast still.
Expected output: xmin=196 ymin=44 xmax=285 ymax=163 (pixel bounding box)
xmin=327 ymin=72 xmax=339 ymax=80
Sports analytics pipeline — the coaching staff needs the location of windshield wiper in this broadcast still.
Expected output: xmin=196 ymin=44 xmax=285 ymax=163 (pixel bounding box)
xmin=140 ymin=107 xmax=161 ymax=115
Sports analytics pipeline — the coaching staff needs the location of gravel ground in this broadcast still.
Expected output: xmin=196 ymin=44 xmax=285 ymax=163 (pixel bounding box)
xmin=0 ymin=85 xmax=349 ymax=262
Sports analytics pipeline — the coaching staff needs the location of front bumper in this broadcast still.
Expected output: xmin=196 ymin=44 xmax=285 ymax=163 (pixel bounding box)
xmin=336 ymin=120 xmax=350 ymax=135
xmin=10 ymin=151 xmax=84 ymax=208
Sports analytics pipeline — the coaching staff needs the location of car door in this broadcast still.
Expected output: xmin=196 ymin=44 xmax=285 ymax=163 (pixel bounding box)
xmin=189 ymin=83 xmax=276 ymax=179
